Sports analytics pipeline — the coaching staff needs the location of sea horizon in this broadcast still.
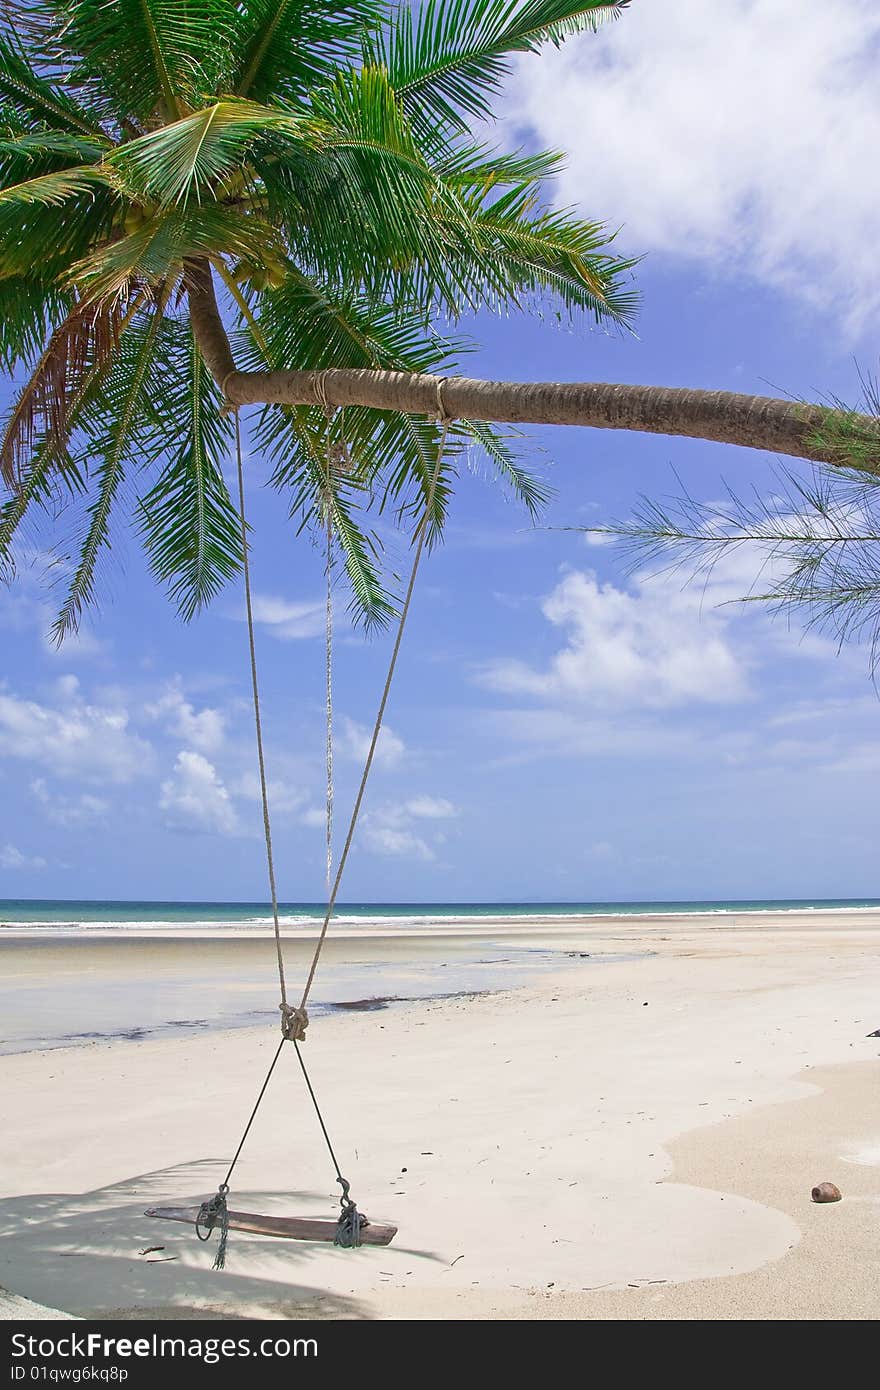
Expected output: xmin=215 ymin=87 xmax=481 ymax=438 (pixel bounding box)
xmin=3 ymin=894 xmax=880 ymax=931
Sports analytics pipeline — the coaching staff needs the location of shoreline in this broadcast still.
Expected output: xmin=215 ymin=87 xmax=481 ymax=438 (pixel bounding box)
xmin=6 ymin=902 xmax=880 ymax=942
xmin=6 ymin=899 xmax=880 ymax=939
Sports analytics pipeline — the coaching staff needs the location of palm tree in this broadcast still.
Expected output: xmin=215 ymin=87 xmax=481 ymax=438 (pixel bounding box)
xmin=2 ymin=1 xmax=877 ymax=645
xmin=0 ymin=0 xmax=645 ymax=638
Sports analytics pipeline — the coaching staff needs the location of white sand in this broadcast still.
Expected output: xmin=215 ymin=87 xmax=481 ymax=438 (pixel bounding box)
xmin=1 ymin=912 xmax=878 ymax=1320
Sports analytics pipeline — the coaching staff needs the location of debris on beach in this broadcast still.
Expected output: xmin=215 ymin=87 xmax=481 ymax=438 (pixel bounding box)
xmin=811 ymin=1182 xmax=842 ymax=1203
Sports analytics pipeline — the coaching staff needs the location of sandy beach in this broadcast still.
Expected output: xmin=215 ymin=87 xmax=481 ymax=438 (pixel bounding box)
xmin=1 ymin=909 xmax=878 ymax=1320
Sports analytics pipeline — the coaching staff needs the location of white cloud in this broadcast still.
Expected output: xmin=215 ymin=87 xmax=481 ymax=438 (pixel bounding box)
xmin=159 ymin=751 xmax=238 ymax=835
xmin=0 ymin=843 xmax=46 ymax=870
xmin=242 ymin=594 xmax=326 ymax=641
xmin=360 ymin=794 xmax=457 ymax=860
xmin=405 ymin=795 xmax=457 ymax=819
xmin=145 ymin=683 xmax=225 ymax=753
xmin=482 ymin=660 xmax=880 ymax=772
xmin=767 ymin=696 xmax=879 ymax=730
xmin=483 ymin=705 xmax=703 ymax=763
xmin=480 ymin=568 xmax=748 ymax=708
xmin=506 ymin=0 xmax=880 ymax=330
xmin=234 ymin=769 xmax=305 ymax=814
xmin=341 ymin=716 xmax=405 ymax=768
xmin=30 ymin=778 xmax=109 ymax=828
xmin=363 ymin=823 xmax=434 ymax=861
xmin=824 ymin=742 xmax=880 ymax=774
xmin=0 ymin=677 xmax=152 ymax=783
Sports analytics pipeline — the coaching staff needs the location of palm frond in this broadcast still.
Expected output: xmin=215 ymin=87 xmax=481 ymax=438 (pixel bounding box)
xmin=0 ymin=25 xmax=105 ymax=136
xmin=138 ymin=324 xmax=241 ymax=618
xmin=253 ymin=264 xmax=459 ymax=370
xmin=463 ymin=417 xmax=552 ymax=519
xmin=375 ymin=410 xmax=458 ymax=540
xmin=327 ymin=482 xmax=396 ymax=630
xmin=435 ymin=141 xmax=565 ymax=190
xmin=440 ymin=188 xmax=639 ymax=324
xmin=267 ymin=411 xmax=395 ymax=630
xmin=574 ymin=460 xmax=880 ymax=672
xmin=108 ymin=99 xmax=300 ymax=207
xmin=0 ymin=129 xmax=110 ymax=185
xmin=0 ymin=275 xmax=73 ymax=371
xmin=70 ymin=204 xmax=281 ymax=302
xmin=234 ymin=1 xmax=381 ymax=103
xmin=0 ymin=179 xmax=119 ymax=278
xmin=0 ymin=161 xmax=110 ymax=205
xmin=59 ymin=0 xmax=242 ymax=122
xmin=0 ymin=430 xmax=86 ymax=577
xmin=282 ymin=70 xmax=485 ymax=312
xmin=0 ymin=296 xmax=123 ymax=484
xmin=372 ymin=0 xmax=626 ymax=138
xmin=52 ymin=303 xmax=166 ymax=640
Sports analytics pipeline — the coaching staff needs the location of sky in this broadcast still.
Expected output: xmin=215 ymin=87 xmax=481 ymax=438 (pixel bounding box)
xmin=3 ymin=0 xmax=880 ymax=905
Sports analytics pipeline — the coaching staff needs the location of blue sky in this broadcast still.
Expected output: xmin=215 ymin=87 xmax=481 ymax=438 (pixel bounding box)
xmin=3 ymin=0 xmax=880 ymax=904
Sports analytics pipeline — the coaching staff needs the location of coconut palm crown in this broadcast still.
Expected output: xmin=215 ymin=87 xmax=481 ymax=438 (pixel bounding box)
xmin=0 ymin=1 xmax=635 ymax=638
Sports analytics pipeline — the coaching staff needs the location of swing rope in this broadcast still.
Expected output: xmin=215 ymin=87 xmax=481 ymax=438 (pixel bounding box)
xmin=232 ymin=408 xmax=289 ymax=1015
xmin=297 ymin=392 xmax=452 ymax=1020
xmin=324 ymin=509 xmax=334 ymax=893
xmin=197 ymin=378 xmax=453 ymax=1267
xmin=317 ymin=384 xmax=338 ymax=897
xmin=195 ymin=1037 xmax=285 ymax=1269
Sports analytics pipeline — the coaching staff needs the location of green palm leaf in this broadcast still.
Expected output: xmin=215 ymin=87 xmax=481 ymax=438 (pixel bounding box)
xmin=0 ymin=26 xmax=104 ymax=137
xmin=436 ymin=141 xmax=565 ymax=190
xmin=0 ymin=130 xmax=110 ymax=184
xmin=52 ymin=306 xmax=166 ymax=640
xmin=0 ymin=162 xmax=110 ymax=206
xmin=0 ymin=275 xmax=73 ymax=372
xmin=234 ymin=2 xmax=381 ymax=103
xmin=0 ymin=183 xmax=120 ymax=279
xmin=60 ymin=0 xmax=242 ymax=123
xmin=138 ymin=325 xmax=241 ymax=619
xmin=70 ymin=205 xmax=281 ymax=302
xmin=372 ymin=1 xmax=627 ymax=137
xmin=108 ymin=100 xmax=300 ymax=207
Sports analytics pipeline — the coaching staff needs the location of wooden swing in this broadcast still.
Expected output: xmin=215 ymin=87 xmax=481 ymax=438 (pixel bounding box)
xmin=145 ymin=379 xmax=453 ymax=1265
xmin=144 ymin=1205 xmax=398 ymax=1246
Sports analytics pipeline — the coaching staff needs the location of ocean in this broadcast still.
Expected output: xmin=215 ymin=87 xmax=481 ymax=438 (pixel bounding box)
xmin=2 ymin=896 xmax=880 ymax=931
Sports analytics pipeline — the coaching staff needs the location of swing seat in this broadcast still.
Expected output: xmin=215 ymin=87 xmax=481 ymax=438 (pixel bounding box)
xmin=144 ymin=1204 xmax=397 ymax=1246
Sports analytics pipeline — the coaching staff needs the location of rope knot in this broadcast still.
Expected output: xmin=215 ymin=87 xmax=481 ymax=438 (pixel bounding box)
xmin=195 ymin=1183 xmax=230 ymax=1270
xmin=434 ymin=375 xmax=456 ymax=425
xmin=219 ymin=371 xmax=238 ymax=417
xmin=280 ymin=1002 xmax=309 ymax=1042
xmin=335 ymin=1176 xmax=366 ymax=1248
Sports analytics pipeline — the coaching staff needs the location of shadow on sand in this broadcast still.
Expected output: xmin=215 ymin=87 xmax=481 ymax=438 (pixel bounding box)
xmin=0 ymin=1160 xmax=439 ymax=1319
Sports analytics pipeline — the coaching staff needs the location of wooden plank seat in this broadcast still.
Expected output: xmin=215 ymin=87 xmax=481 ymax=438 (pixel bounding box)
xmin=144 ymin=1204 xmax=397 ymax=1246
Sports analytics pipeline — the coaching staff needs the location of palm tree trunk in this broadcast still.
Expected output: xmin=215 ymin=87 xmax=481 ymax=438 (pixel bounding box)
xmin=221 ymin=368 xmax=878 ymax=469
xmin=185 ymin=259 xmax=237 ymax=385
xmin=185 ymin=284 xmax=877 ymax=469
